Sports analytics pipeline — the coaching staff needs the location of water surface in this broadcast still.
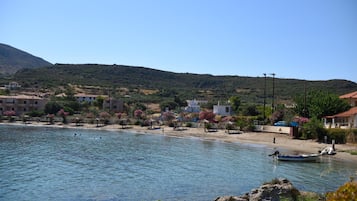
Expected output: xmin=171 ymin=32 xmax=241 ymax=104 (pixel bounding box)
xmin=0 ymin=125 xmax=356 ymax=201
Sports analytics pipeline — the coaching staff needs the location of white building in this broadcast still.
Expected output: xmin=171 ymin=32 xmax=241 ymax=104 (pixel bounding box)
xmin=74 ymin=94 xmax=108 ymax=103
xmin=4 ymin=82 xmax=21 ymax=90
xmin=184 ymin=99 xmax=208 ymax=113
xmin=185 ymin=99 xmax=201 ymax=113
xmin=213 ymin=102 xmax=232 ymax=116
xmin=323 ymin=107 xmax=357 ymax=128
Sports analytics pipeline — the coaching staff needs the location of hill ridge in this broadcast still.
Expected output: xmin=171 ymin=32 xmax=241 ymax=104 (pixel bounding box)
xmin=0 ymin=43 xmax=52 ymax=74
xmin=13 ymin=64 xmax=357 ymax=103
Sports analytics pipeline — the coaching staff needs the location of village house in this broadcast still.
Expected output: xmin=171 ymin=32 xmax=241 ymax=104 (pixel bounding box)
xmin=4 ymin=82 xmax=21 ymax=90
xmin=339 ymin=91 xmax=357 ymax=107
xmin=0 ymin=95 xmax=47 ymax=116
xmin=74 ymin=93 xmax=108 ymax=103
xmin=323 ymin=91 xmax=357 ymax=128
xmin=184 ymin=99 xmax=207 ymax=113
xmin=213 ymin=101 xmax=232 ymax=116
xmin=59 ymin=93 xmax=123 ymax=112
xmin=103 ymin=97 xmax=124 ymax=113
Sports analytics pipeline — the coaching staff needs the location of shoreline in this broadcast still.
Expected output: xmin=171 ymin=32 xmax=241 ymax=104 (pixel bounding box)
xmin=2 ymin=121 xmax=357 ymax=162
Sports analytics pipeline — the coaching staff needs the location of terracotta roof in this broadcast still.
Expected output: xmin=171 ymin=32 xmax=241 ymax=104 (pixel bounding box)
xmin=330 ymin=107 xmax=357 ymax=118
xmin=340 ymin=91 xmax=357 ymax=99
xmin=0 ymin=95 xmax=43 ymax=99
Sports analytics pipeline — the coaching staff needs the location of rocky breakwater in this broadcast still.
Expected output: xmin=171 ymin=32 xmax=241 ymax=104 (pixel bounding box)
xmin=214 ymin=178 xmax=300 ymax=201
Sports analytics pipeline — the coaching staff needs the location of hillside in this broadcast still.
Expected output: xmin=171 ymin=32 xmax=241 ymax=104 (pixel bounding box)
xmin=0 ymin=43 xmax=52 ymax=74
xmin=12 ymin=64 xmax=357 ymax=103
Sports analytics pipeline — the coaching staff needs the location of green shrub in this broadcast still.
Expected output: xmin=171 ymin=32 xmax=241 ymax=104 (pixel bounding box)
xmin=26 ymin=110 xmax=45 ymax=117
xmin=300 ymin=117 xmax=327 ymax=140
xmin=185 ymin=122 xmax=192 ymax=127
xmin=326 ymin=180 xmax=357 ymax=201
xmin=346 ymin=129 xmax=357 ymax=143
xmin=327 ymin=129 xmax=346 ymax=144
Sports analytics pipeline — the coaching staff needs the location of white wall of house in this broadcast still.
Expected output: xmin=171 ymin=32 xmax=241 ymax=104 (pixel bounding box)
xmin=185 ymin=99 xmax=201 ymax=113
xmin=323 ymin=115 xmax=357 ymax=128
xmin=213 ymin=104 xmax=232 ymax=116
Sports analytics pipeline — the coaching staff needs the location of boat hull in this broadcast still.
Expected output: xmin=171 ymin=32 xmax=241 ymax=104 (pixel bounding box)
xmin=276 ymin=154 xmax=320 ymax=162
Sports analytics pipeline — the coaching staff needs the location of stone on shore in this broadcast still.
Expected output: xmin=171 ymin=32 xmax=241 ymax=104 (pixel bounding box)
xmin=214 ymin=178 xmax=300 ymax=201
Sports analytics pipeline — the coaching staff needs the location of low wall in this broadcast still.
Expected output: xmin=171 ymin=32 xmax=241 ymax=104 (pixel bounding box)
xmin=255 ymin=125 xmax=291 ymax=134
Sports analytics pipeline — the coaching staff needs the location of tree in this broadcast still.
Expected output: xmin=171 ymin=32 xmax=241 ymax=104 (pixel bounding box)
xmin=94 ymin=96 xmax=105 ymax=108
xmin=243 ymin=104 xmax=260 ymax=116
xmin=45 ymin=101 xmax=62 ymax=114
xmin=57 ymin=109 xmax=69 ymax=124
xmin=162 ymin=111 xmax=175 ymax=122
xmin=199 ymin=111 xmax=215 ymax=122
xmin=270 ymin=110 xmax=284 ymax=124
xmin=99 ymin=111 xmax=111 ymax=125
xmin=134 ymin=109 xmax=144 ymax=119
xmin=160 ymin=101 xmax=179 ymax=111
xmin=229 ymin=96 xmax=241 ymax=114
xmin=294 ymin=90 xmax=350 ymax=119
xmin=300 ymin=117 xmax=327 ymax=140
xmin=174 ymin=95 xmax=186 ymax=107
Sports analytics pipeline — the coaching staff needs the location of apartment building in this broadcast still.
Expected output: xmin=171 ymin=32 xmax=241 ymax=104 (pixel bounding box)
xmin=0 ymin=95 xmax=47 ymax=116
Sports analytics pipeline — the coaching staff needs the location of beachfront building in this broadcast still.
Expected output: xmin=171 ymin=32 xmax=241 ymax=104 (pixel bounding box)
xmin=185 ymin=99 xmax=202 ymax=112
xmin=0 ymin=95 xmax=47 ymax=116
xmin=323 ymin=107 xmax=357 ymax=129
xmin=213 ymin=102 xmax=232 ymax=116
xmin=74 ymin=93 xmax=108 ymax=104
xmin=339 ymin=91 xmax=357 ymax=107
xmin=103 ymin=97 xmax=124 ymax=113
xmin=322 ymin=91 xmax=357 ymax=128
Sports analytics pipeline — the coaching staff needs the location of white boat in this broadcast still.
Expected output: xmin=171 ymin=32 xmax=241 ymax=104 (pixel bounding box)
xmin=270 ymin=151 xmax=321 ymax=162
xmin=320 ymin=146 xmax=336 ymax=155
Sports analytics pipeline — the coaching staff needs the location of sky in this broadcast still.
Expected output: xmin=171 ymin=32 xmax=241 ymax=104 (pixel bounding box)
xmin=1 ymin=0 xmax=356 ymax=82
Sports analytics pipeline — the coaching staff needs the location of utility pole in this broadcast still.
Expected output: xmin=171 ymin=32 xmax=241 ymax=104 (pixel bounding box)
xmin=270 ymin=73 xmax=275 ymax=112
xmin=263 ymin=73 xmax=267 ymax=121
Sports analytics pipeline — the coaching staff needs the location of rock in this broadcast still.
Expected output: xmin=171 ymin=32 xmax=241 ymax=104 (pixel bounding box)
xmin=214 ymin=196 xmax=247 ymax=201
xmin=215 ymin=178 xmax=300 ymax=201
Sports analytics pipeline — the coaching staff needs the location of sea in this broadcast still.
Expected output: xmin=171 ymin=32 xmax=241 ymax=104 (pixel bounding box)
xmin=0 ymin=125 xmax=356 ymax=201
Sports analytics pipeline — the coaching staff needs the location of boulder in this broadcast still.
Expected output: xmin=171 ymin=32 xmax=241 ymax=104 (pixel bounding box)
xmin=215 ymin=178 xmax=300 ymax=201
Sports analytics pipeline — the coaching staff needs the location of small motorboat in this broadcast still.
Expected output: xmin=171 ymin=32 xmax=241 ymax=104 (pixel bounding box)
xmin=319 ymin=146 xmax=336 ymax=155
xmin=269 ymin=151 xmax=321 ymax=162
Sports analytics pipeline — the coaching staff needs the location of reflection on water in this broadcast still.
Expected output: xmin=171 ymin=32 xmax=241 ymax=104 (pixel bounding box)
xmin=0 ymin=125 xmax=356 ymax=201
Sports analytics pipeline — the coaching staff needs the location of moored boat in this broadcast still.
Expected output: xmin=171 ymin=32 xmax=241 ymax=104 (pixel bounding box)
xmin=269 ymin=151 xmax=321 ymax=162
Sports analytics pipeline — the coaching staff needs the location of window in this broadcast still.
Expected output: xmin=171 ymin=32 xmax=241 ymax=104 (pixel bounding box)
xmin=35 ymin=101 xmax=38 ymax=104
xmin=24 ymin=101 xmax=27 ymax=104
xmin=225 ymin=107 xmax=230 ymax=113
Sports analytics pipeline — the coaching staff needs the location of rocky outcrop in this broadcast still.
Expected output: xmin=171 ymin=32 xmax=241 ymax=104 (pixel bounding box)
xmin=214 ymin=178 xmax=300 ymax=201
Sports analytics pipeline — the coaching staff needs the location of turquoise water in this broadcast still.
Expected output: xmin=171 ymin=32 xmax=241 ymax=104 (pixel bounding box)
xmin=0 ymin=125 xmax=356 ymax=201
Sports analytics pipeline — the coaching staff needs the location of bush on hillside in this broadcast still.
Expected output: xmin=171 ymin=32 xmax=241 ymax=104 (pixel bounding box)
xmin=326 ymin=180 xmax=357 ymax=201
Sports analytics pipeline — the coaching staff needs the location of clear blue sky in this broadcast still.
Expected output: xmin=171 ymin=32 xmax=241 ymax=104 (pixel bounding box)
xmin=1 ymin=0 xmax=356 ymax=82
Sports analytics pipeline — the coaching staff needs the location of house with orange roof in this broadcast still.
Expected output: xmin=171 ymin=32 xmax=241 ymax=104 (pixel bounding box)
xmin=0 ymin=95 xmax=47 ymax=116
xmin=339 ymin=91 xmax=357 ymax=107
xmin=323 ymin=91 xmax=357 ymax=128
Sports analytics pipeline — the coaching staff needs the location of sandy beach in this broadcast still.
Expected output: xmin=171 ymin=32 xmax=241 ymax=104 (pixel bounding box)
xmin=2 ymin=121 xmax=357 ymax=162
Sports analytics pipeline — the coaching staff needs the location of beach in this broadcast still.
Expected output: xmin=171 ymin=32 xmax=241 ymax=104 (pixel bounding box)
xmin=2 ymin=121 xmax=357 ymax=162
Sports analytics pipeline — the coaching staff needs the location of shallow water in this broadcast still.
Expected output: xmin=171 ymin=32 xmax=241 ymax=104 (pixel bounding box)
xmin=0 ymin=125 xmax=356 ymax=201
